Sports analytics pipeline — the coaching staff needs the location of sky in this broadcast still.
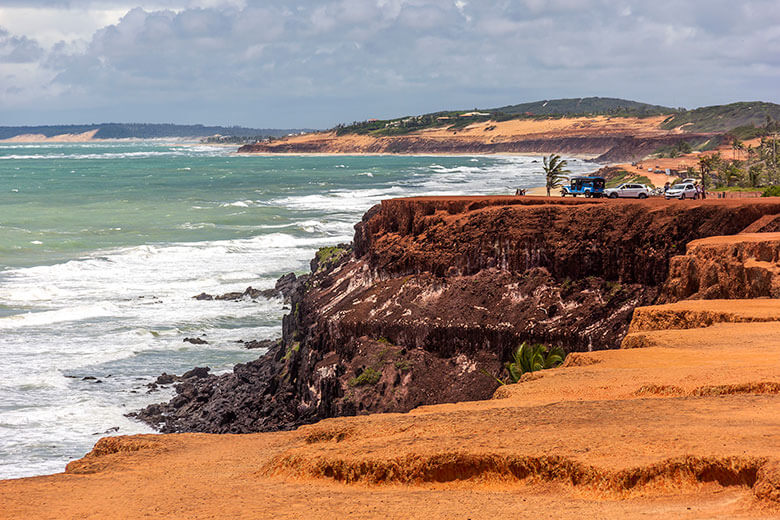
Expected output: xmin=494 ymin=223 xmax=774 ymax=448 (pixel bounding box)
xmin=0 ymin=0 xmax=778 ymax=128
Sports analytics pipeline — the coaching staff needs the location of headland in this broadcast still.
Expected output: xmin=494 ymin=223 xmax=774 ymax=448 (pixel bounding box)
xmin=2 ymin=196 xmax=780 ymax=519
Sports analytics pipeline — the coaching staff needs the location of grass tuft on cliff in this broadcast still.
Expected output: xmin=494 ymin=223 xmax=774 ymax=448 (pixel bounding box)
xmin=348 ymin=367 xmax=382 ymax=387
xmin=313 ymin=246 xmax=349 ymax=272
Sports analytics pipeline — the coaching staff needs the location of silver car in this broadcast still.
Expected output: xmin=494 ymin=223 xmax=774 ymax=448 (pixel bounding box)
xmin=665 ymin=183 xmax=698 ymax=200
xmin=604 ymin=183 xmax=651 ymax=199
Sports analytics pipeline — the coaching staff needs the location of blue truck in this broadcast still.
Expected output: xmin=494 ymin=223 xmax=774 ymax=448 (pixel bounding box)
xmin=560 ymin=176 xmax=606 ymax=198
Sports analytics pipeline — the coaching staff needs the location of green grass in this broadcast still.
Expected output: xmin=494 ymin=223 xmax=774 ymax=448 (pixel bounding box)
xmin=281 ymin=342 xmax=301 ymax=362
xmin=712 ymin=186 xmax=764 ymax=192
xmin=394 ymin=360 xmax=411 ymax=371
xmin=661 ymin=102 xmax=780 ymax=133
xmin=314 ymin=246 xmax=348 ymax=272
xmin=763 ymin=186 xmax=780 ymax=197
xmin=348 ymin=367 xmax=382 ymax=387
xmin=493 ymin=97 xmax=675 ymax=117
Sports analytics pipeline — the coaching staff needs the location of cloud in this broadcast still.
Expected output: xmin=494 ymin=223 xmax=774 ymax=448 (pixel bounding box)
xmin=0 ymin=29 xmax=44 ymax=63
xmin=0 ymin=0 xmax=779 ymax=126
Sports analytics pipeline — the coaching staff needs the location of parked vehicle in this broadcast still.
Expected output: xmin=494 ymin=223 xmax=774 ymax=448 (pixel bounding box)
xmin=560 ymin=176 xmax=606 ymax=198
xmin=665 ymin=183 xmax=699 ymax=200
xmin=603 ymin=183 xmax=651 ymax=199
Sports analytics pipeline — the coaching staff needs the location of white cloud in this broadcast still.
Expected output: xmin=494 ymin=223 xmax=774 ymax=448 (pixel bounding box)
xmin=0 ymin=0 xmax=778 ymax=127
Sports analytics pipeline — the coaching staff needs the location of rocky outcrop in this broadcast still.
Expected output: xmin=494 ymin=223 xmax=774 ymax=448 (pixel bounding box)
xmin=136 ymin=197 xmax=780 ymax=434
xmin=660 ymin=233 xmax=780 ymax=301
xmin=193 ymin=274 xmax=303 ymax=303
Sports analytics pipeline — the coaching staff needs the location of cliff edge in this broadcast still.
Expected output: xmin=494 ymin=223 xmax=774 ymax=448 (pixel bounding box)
xmin=134 ymin=197 xmax=780 ymax=434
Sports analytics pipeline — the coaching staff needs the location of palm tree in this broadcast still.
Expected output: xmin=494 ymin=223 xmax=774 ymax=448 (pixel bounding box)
xmin=542 ymin=154 xmax=570 ymax=197
xmin=699 ymin=153 xmax=721 ymax=189
xmin=732 ymin=137 xmax=744 ymax=161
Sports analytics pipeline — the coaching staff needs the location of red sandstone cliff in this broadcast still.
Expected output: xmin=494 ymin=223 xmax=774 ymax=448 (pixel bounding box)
xmin=136 ymin=197 xmax=780 ymax=434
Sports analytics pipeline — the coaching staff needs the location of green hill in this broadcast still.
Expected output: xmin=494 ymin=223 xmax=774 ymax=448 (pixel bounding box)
xmin=491 ymin=97 xmax=676 ymax=117
xmin=660 ymin=102 xmax=780 ymax=133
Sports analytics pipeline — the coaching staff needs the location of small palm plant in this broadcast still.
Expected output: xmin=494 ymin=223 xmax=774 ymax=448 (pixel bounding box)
xmin=505 ymin=342 xmax=566 ymax=383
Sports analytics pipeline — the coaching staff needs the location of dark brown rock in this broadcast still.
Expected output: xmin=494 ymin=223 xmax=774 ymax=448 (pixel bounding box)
xmin=136 ymin=197 xmax=780 ymax=435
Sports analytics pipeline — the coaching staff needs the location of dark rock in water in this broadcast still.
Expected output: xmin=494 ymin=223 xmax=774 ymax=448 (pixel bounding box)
xmin=92 ymin=426 xmax=119 ymax=435
xmin=183 ymin=337 xmax=208 ymax=345
xmin=274 ymin=273 xmax=305 ymax=303
xmin=243 ymin=339 xmax=280 ymax=350
xmin=132 ymin=343 xmax=297 ymax=433
xmin=155 ymin=373 xmax=177 ymax=385
xmin=145 ymin=367 xmax=213 ymax=393
xmin=182 ymin=367 xmax=211 ymax=379
xmin=216 ymin=286 xmax=268 ymax=301
xmin=192 ymin=273 xmax=306 ymax=303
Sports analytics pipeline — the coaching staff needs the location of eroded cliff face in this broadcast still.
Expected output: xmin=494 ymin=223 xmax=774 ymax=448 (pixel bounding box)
xmin=136 ymin=198 xmax=780 ymax=434
xmin=661 ymin=233 xmax=780 ymax=302
xmin=238 ymin=134 xmax=711 ymax=163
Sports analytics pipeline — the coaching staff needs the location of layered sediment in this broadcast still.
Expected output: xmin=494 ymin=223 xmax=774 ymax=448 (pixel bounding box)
xmin=4 ymin=197 xmax=780 ymax=518
xmin=661 ymin=232 xmax=780 ymax=301
xmin=135 ymin=197 xmax=780 ymax=434
xmin=237 ymin=116 xmax=713 ymax=162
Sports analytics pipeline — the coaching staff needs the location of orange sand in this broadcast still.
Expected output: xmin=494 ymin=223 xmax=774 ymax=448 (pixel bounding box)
xmin=2 ymin=296 xmax=779 ymax=519
xmin=254 ymin=116 xmax=675 ymax=157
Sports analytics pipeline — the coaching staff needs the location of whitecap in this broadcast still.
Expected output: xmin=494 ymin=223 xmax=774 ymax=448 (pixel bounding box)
xmin=0 ymin=304 xmax=116 ymax=330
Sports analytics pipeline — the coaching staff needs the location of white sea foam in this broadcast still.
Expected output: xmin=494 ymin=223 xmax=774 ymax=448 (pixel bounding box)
xmin=0 ymin=150 xmax=599 ymax=479
xmin=0 ymin=304 xmax=116 ymax=329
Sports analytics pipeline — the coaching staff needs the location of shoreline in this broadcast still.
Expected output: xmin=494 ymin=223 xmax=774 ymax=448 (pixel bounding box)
xmin=235 ymin=151 xmax=603 ymax=160
xmin=3 ymin=197 xmax=780 ymax=518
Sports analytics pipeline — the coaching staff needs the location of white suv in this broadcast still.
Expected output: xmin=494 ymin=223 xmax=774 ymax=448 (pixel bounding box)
xmin=604 ymin=183 xmax=651 ymax=199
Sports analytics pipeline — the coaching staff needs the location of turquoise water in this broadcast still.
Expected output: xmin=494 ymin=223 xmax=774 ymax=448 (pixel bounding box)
xmin=0 ymin=142 xmax=597 ymax=479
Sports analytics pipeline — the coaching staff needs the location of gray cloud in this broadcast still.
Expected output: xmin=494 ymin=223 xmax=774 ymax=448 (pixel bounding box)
xmin=1 ymin=0 xmax=779 ymax=126
xmin=0 ymin=28 xmax=44 ymax=63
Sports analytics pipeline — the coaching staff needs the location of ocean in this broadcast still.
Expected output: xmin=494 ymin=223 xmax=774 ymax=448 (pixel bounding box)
xmin=0 ymin=142 xmax=597 ymax=479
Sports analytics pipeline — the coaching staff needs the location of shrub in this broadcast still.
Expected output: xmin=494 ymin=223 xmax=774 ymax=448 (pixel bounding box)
xmin=348 ymin=367 xmax=381 ymax=387
xmin=762 ymin=185 xmax=780 ymax=197
xmin=505 ymin=342 xmax=566 ymax=383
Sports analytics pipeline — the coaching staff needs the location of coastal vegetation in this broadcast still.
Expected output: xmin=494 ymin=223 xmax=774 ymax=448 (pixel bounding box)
xmin=328 ymin=100 xmax=780 ymax=149
xmin=313 ymin=246 xmax=350 ymax=272
xmin=660 ymin=102 xmax=780 ymax=133
xmin=505 ymin=342 xmax=566 ymax=383
xmin=605 ymin=171 xmax=654 ymax=188
xmin=348 ymin=367 xmax=381 ymax=387
xmin=697 ymin=132 xmax=780 ymax=189
xmin=493 ymin=97 xmax=676 ymax=117
xmin=542 ymin=154 xmax=570 ymax=196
